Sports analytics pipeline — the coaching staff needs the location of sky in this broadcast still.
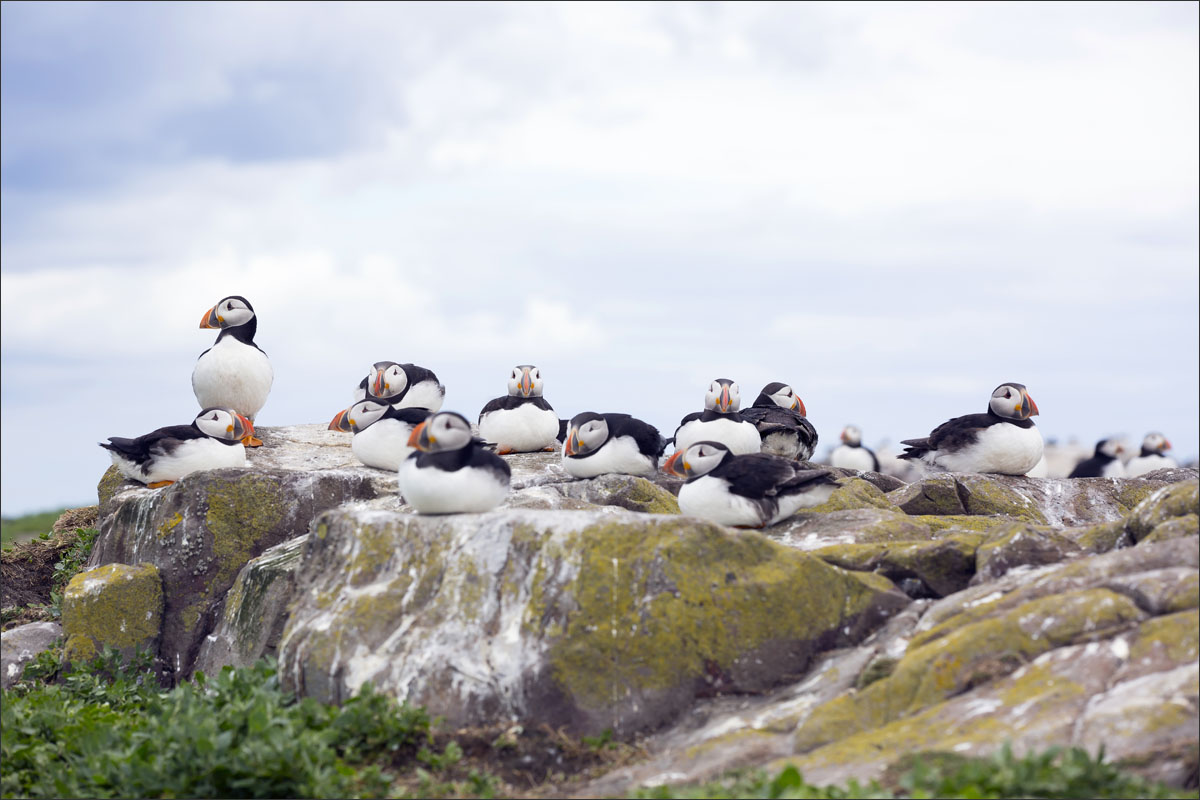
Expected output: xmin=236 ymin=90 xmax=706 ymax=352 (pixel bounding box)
xmin=2 ymin=1 xmax=1198 ymax=516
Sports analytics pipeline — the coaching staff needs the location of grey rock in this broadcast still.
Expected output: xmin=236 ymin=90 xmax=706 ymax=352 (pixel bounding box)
xmin=1 ymin=621 xmax=61 ymax=688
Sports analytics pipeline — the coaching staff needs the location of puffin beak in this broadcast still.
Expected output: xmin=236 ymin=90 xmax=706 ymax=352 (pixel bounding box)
xmin=407 ymin=421 xmax=430 ymax=450
xmin=563 ymin=427 xmax=578 ymax=456
xmin=840 ymin=430 xmax=848 ymax=443
xmin=200 ymin=305 xmax=222 ymax=328
xmin=1026 ymin=392 xmax=1040 ymax=417
xmin=520 ymin=368 xmax=533 ymax=397
xmin=1164 ymin=439 xmax=1172 ymax=451
xmin=663 ymin=450 xmax=688 ymax=477
xmin=719 ymin=385 xmax=731 ymax=413
xmin=328 ymin=409 xmax=351 ymax=432
xmin=372 ymin=369 xmax=386 ymax=397
xmin=236 ymin=414 xmax=254 ymax=439
xmin=795 ymin=397 xmax=807 ymax=416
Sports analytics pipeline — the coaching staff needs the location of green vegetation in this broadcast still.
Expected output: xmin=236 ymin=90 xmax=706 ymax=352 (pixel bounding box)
xmin=1 ymin=508 xmax=68 ymax=547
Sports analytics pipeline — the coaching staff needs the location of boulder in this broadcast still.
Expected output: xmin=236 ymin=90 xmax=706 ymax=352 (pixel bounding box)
xmin=61 ymin=563 xmax=163 ymax=662
xmin=1 ymin=621 xmax=61 ymax=688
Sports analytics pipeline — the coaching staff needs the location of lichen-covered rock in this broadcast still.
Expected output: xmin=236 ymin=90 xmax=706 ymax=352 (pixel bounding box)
xmin=814 ymin=534 xmax=983 ymax=598
xmin=1 ymin=621 xmax=61 ymax=688
xmin=62 ymin=563 xmax=162 ymax=661
xmin=278 ymin=507 xmax=908 ymax=737
xmin=547 ymin=474 xmax=681 ymax=514
xmin=768 ymin=508 xmax=937 ymax=551
xmin=972 ymin=522 xmax=1081 ymax=585
xmin=1127 ymin=481 xmax=1199 ymax=542
xmin=803 ymin=478 xmax=896 ymax=513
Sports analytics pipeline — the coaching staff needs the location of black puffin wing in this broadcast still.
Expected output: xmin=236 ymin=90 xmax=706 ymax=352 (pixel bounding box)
xmin=674 ymin=411 xmax=703 ymax=439
xmin=390 ymin=407 xmax=431 ymax=425
xmin=478 ymin=396 xmax=511 ymax=419
xmin=528 ymin=397 xmax=554 ymax=412
xmin=867 ymin=447 xmax=881 ymax=472
xmin=143 ymin=425 xmax=209 ymax=456
xmin=357 ymin=376 xmax=368 ymax=391
xmin=925 ymin=413 xmax=997 ymax=452
xmin=609 ymin=414 xmax=667 ymax=457
xmin=468 ymin=444 xmax=513 ymax=482
xmin=720 ymin=454 xmax=800 ymax=499
xmin=777 ymin=467 xmax=838 ymax=497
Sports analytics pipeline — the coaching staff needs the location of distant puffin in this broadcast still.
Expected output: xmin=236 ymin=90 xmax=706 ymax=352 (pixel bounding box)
xmin=478 ymin=365 xmax=560 ymax=454
xmin=398 ymin=411 xmax=511 ymax=513
xmin=329 ymin=398 xmax=431 ymax=471
xmin=898 ymin=382 xmax=1043 ymax=475
xmin=663 ymin=440 xmax=839 ymax=528
xmin=354 ymin=361 xmax=446 ymax=412
xmin=673 ymin=379 xmax=763 ymax=456
xmin=738 ymin=382 xmax=818 ymax=460
xmin=1068 ymin=438 xmax=1127 ymax=478
xmin=192 ymin=296 xmax=272 ymax=446
xmin=1125 ymin=432 xmax=1177 ymax=478
xmin=562 ymin=412 xmax=667 ymax=478
xmin=829 ymin=425 xmax=880 ymax=472
xmin=100 ymin=408 xmax=252 ymax=488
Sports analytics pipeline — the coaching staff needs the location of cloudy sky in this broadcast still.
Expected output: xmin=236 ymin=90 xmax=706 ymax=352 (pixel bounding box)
xmin=2 ymin=1 xmax=1197 ymax=516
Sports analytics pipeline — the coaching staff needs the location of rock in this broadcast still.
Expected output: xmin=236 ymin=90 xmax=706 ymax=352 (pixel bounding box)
xmin=278 ymin=507 xmax=909 ymax=737
xmin=1 ymin=621 xmax=61 ymax=688
xmin=971 ymin=522 xmax=1082 ymax=585
xmin=1126 ymin=481 xmax=1199 ymax=542
xmin=814 ymin=535 xmax=982 ymax=598
xmin=61 ymin=563 xmax=163 ymax=662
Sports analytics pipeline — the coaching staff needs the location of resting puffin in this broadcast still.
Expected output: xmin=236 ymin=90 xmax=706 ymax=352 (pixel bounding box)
xmin=477 ymin=365 xmax=560 ymax=454
xmin=898 ymin=382 xmax=1043 ymax=475
xmin=673 ymin=379 xmax=762 ymax=456
xmin=829 ymin=425 xmax=880 ymax=472
xmin=354 ymin=361 xmax=445 ymax=412
xmin=1125 ymin=432 xmax=1177 ymax=477
xmin=561 ymin=412 xmax=667 ymax=478
xmin=328 ymin=399 xmax=430 ymax=471
xmin=1068 ymin=438 xmax=1127 ymax=478
xmin=663 ymin=441 xmax=838 ymax=528
xmin=738 ymin=382 xmax=818 ymax=460
xmin=100 ymin=408 xmax=252 ymax=487
xmin=192 ymin=296 xmax=272 ymax=446
xmin=398 ymin=411 xmax=511 ymax=513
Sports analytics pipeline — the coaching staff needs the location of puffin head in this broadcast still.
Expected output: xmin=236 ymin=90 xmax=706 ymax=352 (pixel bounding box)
xmin=703 ymin=379 xmax=741 ymax=414
xmin=1142 ymin=432 xmax=1171 ymax=455
xmin=840 ymin=425 xmax=863 ymax=446
xmin=760 ymin=382 xmax=806 ymax=415
xmin=563 ymin=412 xmax=608 ymax=457
xmin=662 ymin=440 xmax=731 ymax=479
xmin=1095 ymin=438 xmax=1125 ymax=459
xmin=200 ymin=296 xmax=256 ymax=329
xmin=194 ymin=407 xmax=253 ymax=442
xmin=368 ymin=362 xmax=408 ymax=400
xmin=507 ymin=365 xmax=543 ymax=398
xmin=329 ymin=398 xmax=388 ymax=433
xmin=989 ymin=382 xmax=1039 ymax=421
xmin=407 ymin=411 xmax=473 ymax=453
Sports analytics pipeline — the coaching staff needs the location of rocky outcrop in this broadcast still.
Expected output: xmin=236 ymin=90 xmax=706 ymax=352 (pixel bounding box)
xmin=61 ymin=563 xmax=163 ymax=662
xmin=1 ymin=621 xmax=61 ymax=688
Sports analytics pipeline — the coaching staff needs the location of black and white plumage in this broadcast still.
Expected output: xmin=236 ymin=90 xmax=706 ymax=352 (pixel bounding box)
xmin=663 ymin=441 xmax=838 ymax=528
xmin=192 ymin=296 xmax=273 ymax=445
xmin=829 ymin=425 xmax=880 ymax=472
xmin=1125 ymin=432 xmax=1177 ymax=478
xmin=478 ymin=365 xmax=560 ymax=454
xmin=328 ymin=399 xmax=430 ymax=471
xmin=1068 ymin=438 xmax=1127 ymax=478
xmin=100 ymin=408 xmax=251 ymax=487
xmin=353 ymin=361 xmax=445 ymax=412
xmin=738 ymin=382 xmax=818 ymax=461
xmin=673 ymin=378 xmax=762 ymax=456
xmin=899 ymin=382 xmax=1043 ymax=475
xmin=398 ymin=411 xmax=511 ymax=513
xmin=561 ymin=412 xmax=667 ymax=478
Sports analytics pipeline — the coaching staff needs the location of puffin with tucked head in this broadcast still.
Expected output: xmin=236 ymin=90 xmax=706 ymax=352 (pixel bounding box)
xmin=561 ymin=412 xmax=667 ymax=478
xmin=898 ymin=382 xmax=1043 ymax=475
xmin=192 ymin=296 xmax=272 ymax=446
xmin=1125 ymin=432 xmax=1177 ymax=478
xmin=830 ymin=425 xmax=880 ymax=472
xmin=673 ymin=378 xmax=763 ymax=456
xmin=100 ymin=408 xmax=252 ymax=488
xmin=398 ymin=411 xmax=511 ymax=513
xmin=1068 ymin=438 xmax=1127 ymax=478
xmin=329 ymin=398 xmax=430 ymax=471
xmin=738 ymin=382 xmax=818 ymax=461
xmin=663 ymin=440 xmax=838 ymax=528
xmin=478 ymin=365 xmax=560 ymax=454
xmin=353 ymin=361 xmax=445 ymax=412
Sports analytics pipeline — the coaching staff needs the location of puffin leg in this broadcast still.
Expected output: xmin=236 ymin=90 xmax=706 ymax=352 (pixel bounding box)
xmin=242 ymin=434 xmax=264 ymax=448
xmin=542 ymin=445 xmax=557 ymax=452
xmin=497 ymin=445 xmax=514 ymax=455
xmin=146 ymin=480 xmax=175 ymax=489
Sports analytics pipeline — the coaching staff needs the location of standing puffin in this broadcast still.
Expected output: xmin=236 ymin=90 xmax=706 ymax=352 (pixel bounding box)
xmin=1125 ymin=432 xmax=1177 ymax=477
xmin=738 ymin=382 xmax=818 ymax=460
xmin=830 ymin=425 xmax=881 ymax=472
xmin=561 ymin=412 xmax=667 ymax=478
xmin=1068 ymin=438 xmax=1127 ymax=478
xmin=398 ymin=411 xmax=511 ymax=513
xmin=192 ymin=296 xmax=272 ymax=446
xmin=354 ymin=361 xmax=446 ymax=412
xmin=329 ymin=398 xmax=431 ymax=471
xmin=673 ymin=379 xmax=762 ymax=456
xmin=898 ymin=382 xmax=1043 ymax=475
xmin=663 ymin=441 xmax=838 ymax=528
xmin=478 ymin=365 xmax=560 ymax=454
xmin=100 ymin=408 xmax=252 ymax=487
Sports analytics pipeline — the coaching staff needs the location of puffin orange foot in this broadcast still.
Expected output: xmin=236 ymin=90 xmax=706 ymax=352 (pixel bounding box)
xmin=497 ymin=446 xmax=514 ymax=455
xmin=147 ymin=480 xmax=175 ymax=489
xmin=242 ymin=435 xmax=264 ymax=448
xmin=542 ymin=445 xmax=558 ymax=452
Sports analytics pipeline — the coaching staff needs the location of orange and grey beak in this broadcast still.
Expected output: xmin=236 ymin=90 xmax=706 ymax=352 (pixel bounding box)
xmin=407 ymin=420 xmax=431 ymax=450
xmin=794 ymin=397 xmax=807 ymax=416
xmin=1025 ymin=392 xmax=1040 ymax=417
xmin=372 ymin=368 xmax=386 ymax=397
xmin=563 ymin=427 xmax=582 ymax=456
xmin=328 ymin=408 xmax=351 ymax=432
xmin=520 ymin=367 xmax=534 ymax=398
xmin=228 ymin=413 xmax=253 ymax=440
xmin=717 ymin=385 xmax=732 ymax=413
xmin=662 ymin=450 xmax=688 ymax=478
xmin=1164 ymin=439 xmax=1173 ymax=451
xmin=840 ymin=429 xmax=849 ymax=443
xmin=200 ymin=305 xmax=222 ymax=329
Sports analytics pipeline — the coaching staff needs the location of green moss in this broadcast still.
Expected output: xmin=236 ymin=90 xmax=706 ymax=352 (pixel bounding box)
xmin=805 ymin=479 xmax=896 ymax=513
xmin=815 ymin=534 xmax=982 ymax=597
xmin=96 ymin=465 xmax=125 ymax=511
xmin=1072 ymin=520 xmax=1128 ymax=553
xmin=346 ymin=523 xmax=398 ymax=587
xmin=956 ymin=476 xmax=1047 ymax=524
xmin=918 ymin=515 xmax=1014 ymax=534
xmin=1128 ymin=481 xmax=1199 ymax=541
xmin=1131 ymin=610 xmax=1199 ymax=665
xmin=62 ymin=563 xmax=163 ymax=656
xmin=856 ymin=655 xmax=897 ymax=689
xmin=157 ymin=512 xmax=183 ymax=541
xmin=1142 ymin=514 xmax=1199 ymax=544
xmin=624 ymin=478 xmax=682 ymax=515
xmin=63 ymin=632 xmax=98 ymax=663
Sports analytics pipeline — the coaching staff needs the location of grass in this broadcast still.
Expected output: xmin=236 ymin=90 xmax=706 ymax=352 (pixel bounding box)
xmin=1 ymin=508 xmax=70 ymax=547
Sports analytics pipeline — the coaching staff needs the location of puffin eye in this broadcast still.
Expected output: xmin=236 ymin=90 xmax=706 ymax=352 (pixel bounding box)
xmin=226 ymin=302 xmax=233 ymax=310
xmin=1004 ymin=389 xmax=1012 ymax=399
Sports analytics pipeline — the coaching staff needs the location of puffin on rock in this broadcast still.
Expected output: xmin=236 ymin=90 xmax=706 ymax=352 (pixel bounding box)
xmin=192 ymin=295 xmax=272 ymax=446
xmin=1125 ymin=432 xmax=1176 ymax=478
xmin=1068 ymin=438 xmax=1127 ymax=478
xmin=830 ymin=425 xmax=880 ymax=472
xmin=329 ymin=398 xmax=430 ymax=471
xmin=738 ymin=382 xmax=818 ymax=461
xmin=673 ymin=378 xmax=762 ymax=456
xmin=478 ymin=365 xmax=560 ymax=454
xmin=561 ymin=412 xmax=667 ymax=478
xmin=398 ymin=411 xmax=511 ymax=514
xmin=100 ymin=408 xmax=252 ymax=487
xmin=353 ymin=361 xmax=445 ymax=412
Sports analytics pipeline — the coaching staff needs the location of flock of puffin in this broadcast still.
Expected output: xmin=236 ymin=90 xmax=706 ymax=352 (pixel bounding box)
xmin=101 ymin=296 xmax=1180 ymax=529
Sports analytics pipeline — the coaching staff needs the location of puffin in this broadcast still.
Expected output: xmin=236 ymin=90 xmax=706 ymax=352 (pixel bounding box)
xmin=738 ymin=382 xmax=819 ymax=460
xmin=398 ymin=411 xmax=511 ymax=513
xmin=898 ymin=382 xmax=1043 ymax=475
xmin=353 ymin=361 xmax=445 ymax=412
xmin=477 ymin=365 xmax=560 ymax=454
xmin=673 ymin=379 xmax=763 ymax=456
xmin=1068 ymin=438 xmax=1127 ymax=478
xmin=328 ymin=399 xmax=430 ymax=471
xmin=663 ymin=440 xmax=839 ymax=528
xmin=100 ymin=408 xmax=252 ymax=488
xmin=561 ymin=412 xmax=667 ymax=478
xmin=1125 ymin=432 xmax=1177 ymax=478
xmin=829 ymin=425 xmax=880 ymax=472
xmin=192 ymin=296 xmax=273 ymax=446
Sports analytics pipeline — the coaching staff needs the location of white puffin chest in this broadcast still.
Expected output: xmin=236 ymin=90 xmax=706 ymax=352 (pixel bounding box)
xmin=677 ymin=476 xmax=766 ymax=527
xmin=111 ymin=438 xmax=247 ymax=484
xmin=562 ymin=435 xmax=655 ymax=478
xmin=1126 ymin=454 xmax=1177 ymax=477
xmin=830 ymin=445 xmax=875 ymax=472
xmin=397 ymin=457 xmax=509 ymax=513
xmin=192 ymin=337 xmax=273 ymax=419
xmin=675 ymin=417 xmax=762 ymax=455
xmin=479 ymin=402 xmax=559 ymax=452
xmin=933 ymin=422 xmax=1044 ymax=475
xmin=352 ymin=419 xmax=418 ymax=471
